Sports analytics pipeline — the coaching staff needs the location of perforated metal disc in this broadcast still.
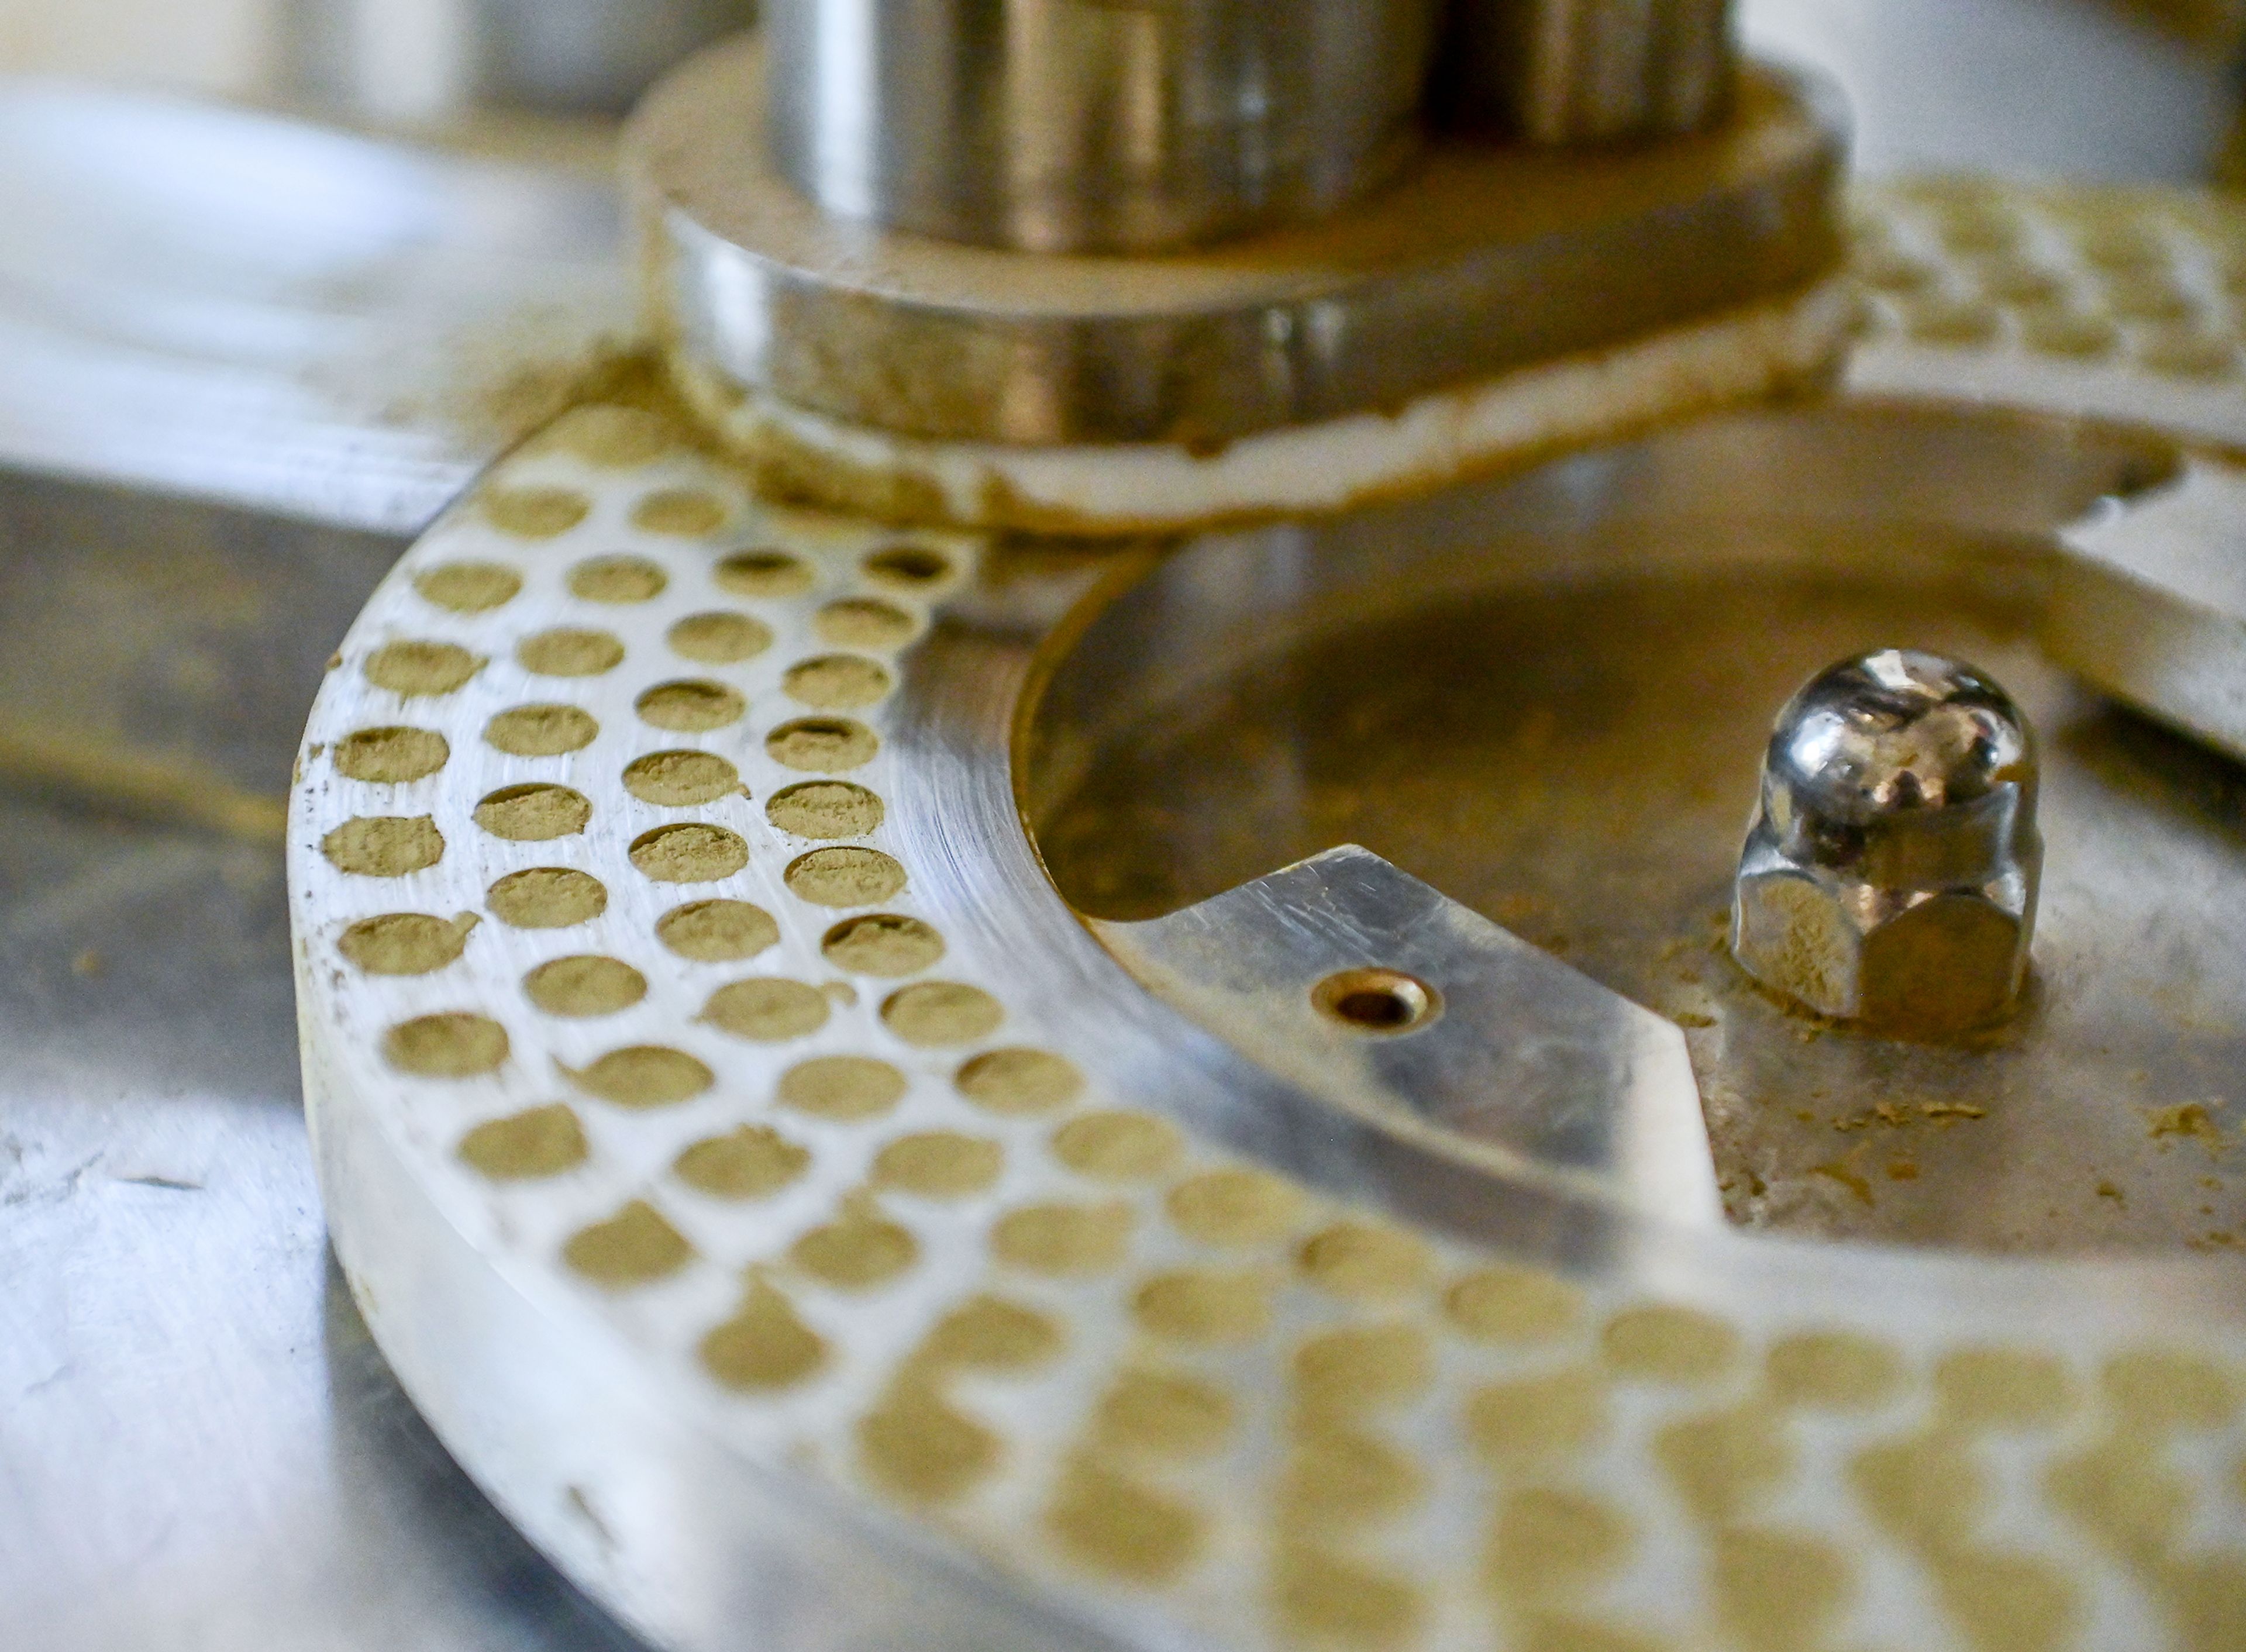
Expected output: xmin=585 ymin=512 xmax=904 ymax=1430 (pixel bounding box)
xmin=291 ymin=184 xmax=2246 ymax=1652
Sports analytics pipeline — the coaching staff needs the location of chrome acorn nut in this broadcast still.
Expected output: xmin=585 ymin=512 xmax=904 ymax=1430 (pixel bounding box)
xmin=1730 ymin=650 xmax=2042 ymax=1039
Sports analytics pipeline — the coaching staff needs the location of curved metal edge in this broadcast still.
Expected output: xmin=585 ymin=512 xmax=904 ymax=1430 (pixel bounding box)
xmin=627 ymin=33 xmax=1848 ymax=446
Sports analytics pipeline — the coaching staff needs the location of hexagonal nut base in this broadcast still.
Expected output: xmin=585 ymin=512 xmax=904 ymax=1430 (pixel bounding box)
xmin=1733 ymin=872 xmax=2028 ymax=1039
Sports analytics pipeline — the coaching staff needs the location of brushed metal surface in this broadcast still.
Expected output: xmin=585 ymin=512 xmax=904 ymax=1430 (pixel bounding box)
xmin=764 ymin=0 xmax=1440 ymax=252
xmin=633 ymin=36 xmax=1844 ymax=447
xmin=0 ymin=83 xmax=628 ymax=534
xmin=0 ymin=474 xmax=646 ymax=1652
xmin=1032 ymin=401 xmax=2244 ymax=1254
xmin=1095 ymin=846 xmax=1721 ymax=1223
xmin=1437 ymin=0 xmax=1737 ymax=143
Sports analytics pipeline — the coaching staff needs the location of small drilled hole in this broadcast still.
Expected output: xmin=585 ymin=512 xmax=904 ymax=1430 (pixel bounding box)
xmin=1311 ymin=968 xmax=1441 ymax=1036
xmin=864 ymin=544 xmax=952 ymax=587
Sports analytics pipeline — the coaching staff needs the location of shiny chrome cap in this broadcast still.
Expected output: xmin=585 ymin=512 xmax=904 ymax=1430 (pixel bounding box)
xmin=1732 ymin=650 xmax=2042 ymax=1036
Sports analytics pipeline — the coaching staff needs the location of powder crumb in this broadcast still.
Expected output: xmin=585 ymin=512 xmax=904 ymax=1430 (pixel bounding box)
xmin=859 ymin=1377 xmax=1000 ymax=1505
xmin=71 ymin=948 xmax=106 ymax=978
xmin=701 ymin=1279 xmax=827 ymax=1391
xmin=1048 ymin=1457 xmax=1204 ymax=1583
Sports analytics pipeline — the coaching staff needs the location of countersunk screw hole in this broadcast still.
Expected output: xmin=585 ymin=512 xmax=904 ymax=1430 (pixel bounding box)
xmin=1313 ymin=969 xmax=1441 ymax=1036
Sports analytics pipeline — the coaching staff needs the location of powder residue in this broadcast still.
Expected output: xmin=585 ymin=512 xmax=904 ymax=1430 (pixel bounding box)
xmin=785 ymin=846 xmax=907 ymax=908
xmin=778 ymin=1055 xmax=907 ymax=1120
xmin=675 ymin=1125 xmax=811 ymax=1199
xmin=563 ymin=1044 xmax=714 ymax=1108
xmin=335 ymin=726 xmax=450 ymax=783
xmin=657 ymin=898 xmax=778 ymax=960
xmin=339 ymin=911 xmax=477 ymax=975
xmin=487 ymin=867 xmax=607 ymax=928
xmin=383 ymin=1012 xmax=508 ymax=1078
xmin=630 ymin=823 xmax=750 ymax=883
xmin=485 ymin=703 xmax=600 ymax=757
xmin=703 ymin=977 xmax=829 ymax=1041
xmin=525 ymin=954 xmax=645 ymax=1016
xmin=323 ymin=815 xmax=445 ymax=877
xmin=473 ymin=783 xmax=591 ymax=841
xmin=768 ymin=781 xmax=886 ymax=840
xmin=459 ymin=1103 xmax=588 ymax=1181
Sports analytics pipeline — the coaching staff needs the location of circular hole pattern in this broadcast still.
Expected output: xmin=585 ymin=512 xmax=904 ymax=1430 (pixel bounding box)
xmin=785 ymin=846 xmax=907 ymax=908
xmin=816 ymin=597 xmax=917 ymax=651
xmin=383 ymin=1011 xmax=508 ymax=1077
xmin=636 ymin=679 xmax=747 ymax=732
xmin=880 ymin=981 xmax=1002 ymax=1046
xmin=767 ymin=781 xmax=884 ymax=839
xmin=778 ymin=1055 xmax=906 ymax=1120
xmin=715 ymin=548 xmax=815 ymax=597
xmin=517 ymin=628 xmax=625 ymax=677
xmin=656 ymin=898 xmax=779 ymax=961
xmin=525 ymin=954 xmax=647 ymax=1016
xmin=487 ymin=867 xmax=608 ymax=929
xmin=862 ymin=544 xmax=954 ymax=590
xmin=482 ymin=485 xmax=590 ymax=538
xmin=702 ymin=977 xmax=830 ymax=1041
xmin=474 ymin=783 xmax=591 ymax=842
xmin=783 ymin=654 xmax=893 ymax=711
xmin=322 ymin=815 xmax=445 ymax=877
xmin=366 ymin=641 xmax=483 ymax=698
xmin=623 ymin=750 xmax=743 ymax=807
xmin=630 ymin=823 xmax=750 ymax=884
xmin=823 ymin=913 xmax=945 ymax=977
xmin=669 ymin=611 xmax=773 ymax=664
xmin=484 ymin=703 xmax=599 ymax=757
xmin=766 ymin=718 xmax=879 ymax=773
xmin=335 ymin=726 xmax=450 ymax=784
xmin=569 ymin=556 xmax=669 ymax=603
xmin=566 ymin=1045 xmax=714 ymax=1108
xmin=1310 ymin=968 xmax=1441 ymax=1036
xmin=415 ymin=563 xmax=522 ymax=613
xmin=632 ymin=489 xmax=729 ymax=536
xmin=339 ymin=912 xmax=477 ymax=975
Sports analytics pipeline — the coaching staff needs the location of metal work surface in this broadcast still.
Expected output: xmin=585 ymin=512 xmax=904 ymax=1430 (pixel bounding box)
xmin=1036 ymin=403 xmax=2244 ymax=1256
xmin=0 ymin=475 xmax=640 ymax=1652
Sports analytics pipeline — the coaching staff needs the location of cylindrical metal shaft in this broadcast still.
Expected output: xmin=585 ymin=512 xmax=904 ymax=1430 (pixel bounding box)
xmin=763 ymin=0 xmax=1444 ymax=254
xmin=1434 ymin=0 xmax=1737 ymax=144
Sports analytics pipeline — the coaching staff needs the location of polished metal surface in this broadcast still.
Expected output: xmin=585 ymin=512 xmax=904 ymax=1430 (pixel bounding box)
xmin=2046 ymin=458 xmax=2246 ymax=764
xmin=281 ymin=0 xmax=755 ymax=121
xmin=0 ymin=471 xmax=645 ymax=1652
xmin=635 ymin=37 xmax=1842 ymax=446
xmin=1731 ymin=650 xmax=2043 ymax=1036
xmin=0 ymin=83 xmax=628 ymax=534
xmin=1437 ymin=0 xmax=1736 ymax=143
xmin=764 ymin=0 xmax=1438 ymax=252
xmin=1031 ymin=401 xmax=2242 ymax=1254
xmin=1094 ymin=845 xmax=1721 ymax=1222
